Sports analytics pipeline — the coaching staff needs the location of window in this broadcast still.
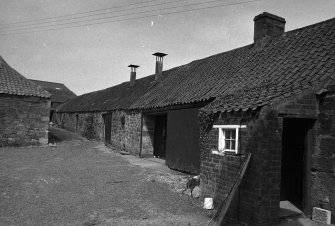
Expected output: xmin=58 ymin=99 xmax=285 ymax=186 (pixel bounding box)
xmin=213 ymin=125 xmax=247 ymax=154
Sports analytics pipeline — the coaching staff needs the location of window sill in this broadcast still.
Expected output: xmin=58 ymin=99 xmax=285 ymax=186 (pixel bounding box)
xmin=211 ymin=149 xmax=238 ymax=156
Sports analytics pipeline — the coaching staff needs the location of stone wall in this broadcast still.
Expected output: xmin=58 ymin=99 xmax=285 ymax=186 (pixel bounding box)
xmin=55 ymin=112 xmax=76 ymax=132
xmin=312 ymin=91 xmax=335 ymax=223
xmin=0 ymin=95 xmax=50 ymax=146
xmin=110 ymin=111 xmax=142 ymax=156
xmin=200 ymin=110 xmax=258 ymax=223
xmin=199 ymin=90 xmax=335 ymax=225
xmin=55 ymin=112 xmax=104 ymax=141
xmin=76 ymin=112 xmax=104 ymax=140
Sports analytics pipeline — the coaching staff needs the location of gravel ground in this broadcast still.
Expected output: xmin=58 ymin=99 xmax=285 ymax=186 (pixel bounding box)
xmin=0 ymin=134 xmax=210 ymax=226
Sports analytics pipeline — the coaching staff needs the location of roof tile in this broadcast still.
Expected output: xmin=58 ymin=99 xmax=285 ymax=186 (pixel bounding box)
xmin=58 ymin=17 xmax=335 ymax=113
xmin=0 ymin=56 xmax=50 ymax=98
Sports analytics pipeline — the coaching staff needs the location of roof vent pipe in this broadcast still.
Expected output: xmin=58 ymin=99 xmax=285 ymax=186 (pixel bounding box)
xmin=128 ymin=64 xmax=139 ymax=87
xmin=153 ymin=52 xmax=167 ymax=81
xmin=254 ymin=12 xmax=286 ymax=49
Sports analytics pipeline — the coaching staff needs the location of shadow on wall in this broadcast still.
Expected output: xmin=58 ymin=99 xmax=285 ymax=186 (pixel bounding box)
xmin=141 ymin=115 xmax=156 ymax=158
xmin=82 ymin=115 xmax=96 ymax=140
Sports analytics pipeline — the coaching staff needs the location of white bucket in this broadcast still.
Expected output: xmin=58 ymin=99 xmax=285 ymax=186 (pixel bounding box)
xmin=203 ymin=197 xmax=214 ymax=209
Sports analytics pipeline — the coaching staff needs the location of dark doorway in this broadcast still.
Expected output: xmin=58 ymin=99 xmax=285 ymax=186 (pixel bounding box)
xmin=154 ymin=114 xmax=167 ymax=158
xmin=281 ymin=118 xmax=312 ymax=211
xmin=50 ymin=110 xmax=54 ymax=122
xmin=104 ymin=113 xmax=112 ymax=144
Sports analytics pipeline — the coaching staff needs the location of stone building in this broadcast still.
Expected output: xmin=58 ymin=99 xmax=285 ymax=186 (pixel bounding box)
xmin=30 ymin=79 xmax=76 ymax=123
xmin=56 ymin=13 xmax=335 ymax=225
xmin=0 ymin=56 xmax=50 ymax=146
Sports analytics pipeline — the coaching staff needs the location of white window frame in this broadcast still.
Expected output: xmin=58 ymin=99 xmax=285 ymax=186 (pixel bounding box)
xmin=213 ymin=125 xmax=247 ymax=154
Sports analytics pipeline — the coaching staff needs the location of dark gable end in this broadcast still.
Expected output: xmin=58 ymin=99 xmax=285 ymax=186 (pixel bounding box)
xmin=29 ymin=79 xmax=77 ymax=103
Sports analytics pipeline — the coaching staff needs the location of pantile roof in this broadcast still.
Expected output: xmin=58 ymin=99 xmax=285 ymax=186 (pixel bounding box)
xmin=30 ymin=79 xmax=76 ymax=103
xmin=57 ymin=16 xmax=335 ymax=113
xmin=0 ymin=56 xmax=50 ymax=98
xmin=57 ymin=75 xmax=157 ymax=112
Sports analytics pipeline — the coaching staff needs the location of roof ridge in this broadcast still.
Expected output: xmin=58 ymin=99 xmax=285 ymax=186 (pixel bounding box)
xmin=284 ymin=16 xmax=335 ymax=35
xmin=29 ymin=79 xmax=65 ymax=86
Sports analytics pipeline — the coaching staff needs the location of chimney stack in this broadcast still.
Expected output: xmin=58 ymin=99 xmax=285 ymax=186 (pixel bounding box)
xmin=153 ymin=52 xmax=167 ymax=80
xmin=128 ymin=64 xmax=139 ymax=87
xmin=254 ymin=12 xmax=286 ymax=49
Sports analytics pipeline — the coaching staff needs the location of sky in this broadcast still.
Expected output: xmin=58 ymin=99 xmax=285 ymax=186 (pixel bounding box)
xmin=0 ymin=0 xmax=334 ymax=95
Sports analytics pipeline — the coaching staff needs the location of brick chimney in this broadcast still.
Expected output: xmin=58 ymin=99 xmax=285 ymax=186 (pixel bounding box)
xmin=254 ymin=12 xmax=286 ymax=49
xmin=153 ymin=52 xmax=167 ymax=80
xmin=128 ymin=64 xmax=139 ymax=87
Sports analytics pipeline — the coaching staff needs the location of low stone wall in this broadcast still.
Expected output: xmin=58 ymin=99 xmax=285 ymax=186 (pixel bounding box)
xmin=0 ymin=95 xmax=50 ymax=146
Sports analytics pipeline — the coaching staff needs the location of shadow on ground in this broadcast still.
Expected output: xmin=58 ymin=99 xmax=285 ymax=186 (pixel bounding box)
xmin=48 ymin=126 xmax=84 ymax=143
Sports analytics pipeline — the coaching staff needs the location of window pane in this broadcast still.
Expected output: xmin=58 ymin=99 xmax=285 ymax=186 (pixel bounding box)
xmin=225 ymin=140 xmax=231 ymax=149
xmin=231 ymin=130 xmax=236 ymax=139
xmin=227 ymin=129 xmax=233 ymax=139
xmin=225 ymin=130 xmax=230 ymax=139
xmin=232 ymin=140 xmax=236 ymax=150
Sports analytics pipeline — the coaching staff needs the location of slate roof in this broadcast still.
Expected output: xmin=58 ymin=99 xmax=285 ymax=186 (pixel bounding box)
xmin=30 ymin=79 xmax=76 ymax=103
xmin=0 ymin=56 xmax=50 ymax=98
xmin=57 ymin=16 xmax=335 ymax=113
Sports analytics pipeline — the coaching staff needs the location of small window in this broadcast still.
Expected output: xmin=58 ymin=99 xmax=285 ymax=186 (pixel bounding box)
xmin=213 ymin=125 xmax=246 ymax=154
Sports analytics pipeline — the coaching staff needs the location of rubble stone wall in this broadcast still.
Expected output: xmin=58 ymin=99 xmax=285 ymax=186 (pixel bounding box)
xmin=0 ymin=95 xmax=50 ymax=146
xmin=55 ymin=112 xmax=104 ymax=141
xmin=313 ymin=92 xmax=335 ymax=223
xmin=110 ymin=111 xmax=142 ymax=156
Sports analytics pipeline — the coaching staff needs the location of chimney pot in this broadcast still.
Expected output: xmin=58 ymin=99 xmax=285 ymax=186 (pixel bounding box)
xmin=128 ymin=64 xmax=139 ymax=87
xmin=153 ymin=52 xmax=167 ymax=81
xmin=254 ymin=12 xmax=286 ymax=49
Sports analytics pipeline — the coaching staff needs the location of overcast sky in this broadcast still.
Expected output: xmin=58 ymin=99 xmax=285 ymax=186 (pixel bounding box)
xmin=0 ymin=0 xmax=334 ymax=95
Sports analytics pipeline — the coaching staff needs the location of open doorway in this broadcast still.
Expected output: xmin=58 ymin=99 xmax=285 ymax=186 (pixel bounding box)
xmin=141 ymin=113 xmax=168 ymax=159
xmin=104 ymin=113 xmax=112 ymax=145
xmin=153 ymin=114 xmax=167 ymax=159
xmin=280 ymin=118 xmax=313 ymax=213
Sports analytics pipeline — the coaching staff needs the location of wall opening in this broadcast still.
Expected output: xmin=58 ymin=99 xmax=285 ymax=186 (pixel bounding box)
xmin=280 ymin=118 xmax=313 ymax=213
xmin=49 ymin=110 xmax=54 ymax=122
xmin=153 ymin=114 xmax=167 ymax=158
xmin=104 ymin=113 xmax=112 ymax=145
xmin=141 ymin=113 xmax=168 ymax=159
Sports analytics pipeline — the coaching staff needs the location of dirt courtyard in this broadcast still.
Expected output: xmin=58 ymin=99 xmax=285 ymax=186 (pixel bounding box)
xmin=0 ymin=132 xmax=210 ymax=225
